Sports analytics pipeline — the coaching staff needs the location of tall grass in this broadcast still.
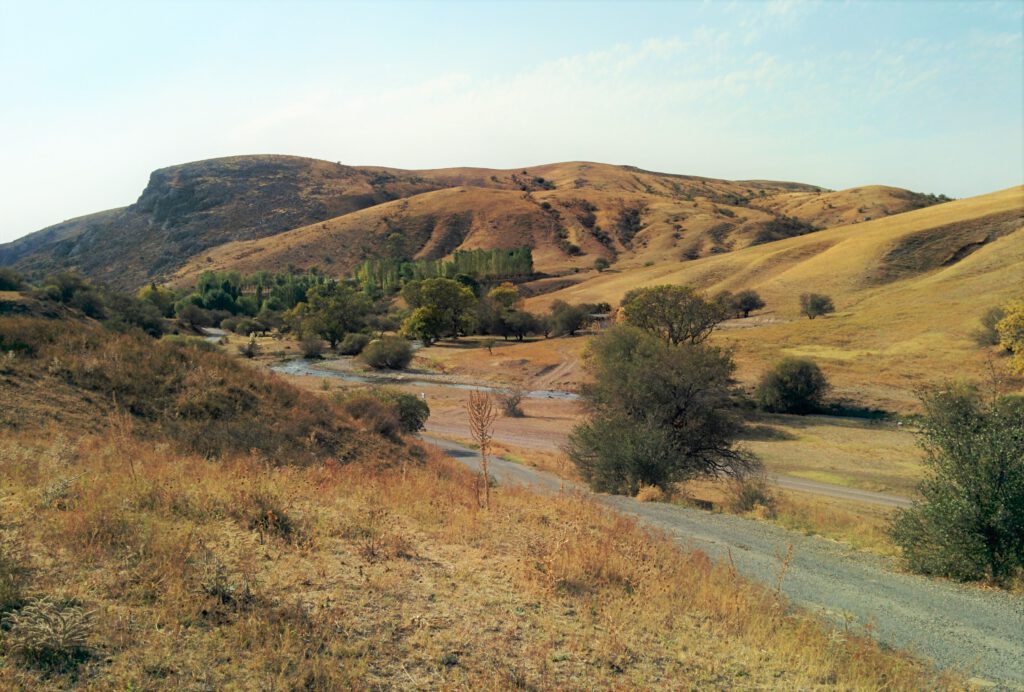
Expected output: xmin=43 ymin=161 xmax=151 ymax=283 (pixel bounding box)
xmin=0 ymin=428 xmax=954 ymax=688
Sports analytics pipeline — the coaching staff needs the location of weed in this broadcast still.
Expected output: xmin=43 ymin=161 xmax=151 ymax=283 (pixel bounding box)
xmin=3 ymin=597 xmax=93 ymax=670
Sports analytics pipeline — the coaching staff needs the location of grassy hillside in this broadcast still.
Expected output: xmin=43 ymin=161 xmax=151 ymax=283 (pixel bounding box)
xmin=174 ymin=161 xmax=943 ymax=285
xmin=4 ymin=156 xmax=942 ymax=291
xmin=0 ymin=312 xmax=953 ymax=688
xmin=527 ymin=186 xmax=1024 ymax=410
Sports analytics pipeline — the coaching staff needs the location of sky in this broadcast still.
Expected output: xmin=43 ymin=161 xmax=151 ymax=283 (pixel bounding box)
xmin=1 ymin=0 xmax=1022 ymax=244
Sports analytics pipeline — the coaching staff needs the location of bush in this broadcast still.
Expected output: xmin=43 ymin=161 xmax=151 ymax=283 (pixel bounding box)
xmin=377 ymin=389 xmax=430 ymax=434
xmin=299 ymin=336 xmax=324 ymax=359
xmin=799 ymin=293 xmax=835 ymax=319
xmin=635 ymin=485 xmax=666 ymax=502
xmin=361 ymin=336 xmax=413 ymax=370
xmin=498 ymin=387 xmax=525 ymax=417
xmin=594 ymin=257 xmax=610 ymax=272
xmin=996 ymin=300 xmax=1024 ymax=374
xmin=338 ymin=332 xmax=370 ymax=356
xmin=726 ymin=476 xmax=777 ymax=516
xmin=891 ymin=387 xmax=1024 ymax=584
xmin=341 ymin=394 xmax=402 ymax=439
xmin=755 ymin=357 xmax=829 ymax=414
xmin=973 ymin=306 xmax=1006 ymax=347
xmin=0 ymin=268 xmax=24 ymax=291
xmin=237 ymin=337 xmax=260 ymax=359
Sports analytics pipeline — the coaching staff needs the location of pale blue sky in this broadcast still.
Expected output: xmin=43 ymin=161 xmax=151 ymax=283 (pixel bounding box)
xmin=1 ymin=0 xmax=1021 ymax=243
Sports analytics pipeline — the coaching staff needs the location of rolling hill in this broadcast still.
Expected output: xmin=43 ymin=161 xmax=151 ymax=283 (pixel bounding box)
xmin=525 ymin=185 xmax=1024 ymax=410
xmin=2 ymin=155 xmax=945 ymax=290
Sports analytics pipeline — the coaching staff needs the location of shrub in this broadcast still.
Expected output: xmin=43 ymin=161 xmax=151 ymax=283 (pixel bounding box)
xmin=973 ymin=306 xmax=1006 ymax=347
xmin=237 ymin=337 xmax=260 ymax=359
xmin=635 ymin=485 xmax=666 ymax=502
xmin=341 ymin=394 xmax=402 ymax=439
xmin=0 ymin=268 xmax=24 ymax=291
xmin=726 ymin=476 xmax=777 ymax=516
xmin=377 ymin=389 xmax=430 ymax=434
xmin=299 ymin=336 xmax=325 ymax=359
xmin=891 ymin=387 xmax=1024 ymax=584
xmin=593 ymin=257 xmax=610 ymax=272
xmin=755 ymin=358 xmax=829 ymax=414
xmin=3 ymin=597 xmax=92 ymax=669
xmin=361 ymin=336 xmax=413 ymax=370
xmin=996 ymin=300 xmax=1024 ymax=374
xmin=799 ymin=293 xmax=835 ymax=319
xmin=498 ymin=387 xmax=526 ymax=417
xmin=338 ymin=332 xmax=370 ymax=356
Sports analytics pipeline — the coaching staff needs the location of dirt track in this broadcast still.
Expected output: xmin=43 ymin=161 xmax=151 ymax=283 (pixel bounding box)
xmin=423 ymin=434 xmax=1024 ymax=687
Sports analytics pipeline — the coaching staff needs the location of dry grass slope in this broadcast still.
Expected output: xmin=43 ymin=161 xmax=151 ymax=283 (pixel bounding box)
xmin=173 ymin=161 xmax=935 ymax=287
xmin=530 ymin=186 xmax=1024 ymax=409
xmin=0 ymin=312 xmax=957 ymax=687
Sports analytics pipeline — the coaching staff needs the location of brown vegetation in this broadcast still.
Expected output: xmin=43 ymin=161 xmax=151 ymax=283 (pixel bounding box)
xmin=0 ymin=429 xmax=953 ymax=688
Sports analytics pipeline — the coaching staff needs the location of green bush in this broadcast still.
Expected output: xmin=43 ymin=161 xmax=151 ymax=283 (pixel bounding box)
xmin=0 ymin=268 xmax=24 ymax=291
xmin=891 ymin=387 xmax=1024 ymax=584
xmin=799 ymin=293 xmax=835 ymax=319
xmin=755 ymin=357 xmax=829 ymax=414
xmin=377 ymin=389 xmax=430 ymax=433
xmin=338 ymin=332 xmax=371 ymax=356
xmin=361 ymin=337 xmax=413 ymax=370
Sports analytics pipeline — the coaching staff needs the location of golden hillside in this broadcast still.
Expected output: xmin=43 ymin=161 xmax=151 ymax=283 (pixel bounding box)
xmin=526 ymin=186 xmax=1024 ymax=409
xmin=748 ymin=185 xmax=951 ymax=228
xmin=171 ymin=160 xmax=943 ymax=286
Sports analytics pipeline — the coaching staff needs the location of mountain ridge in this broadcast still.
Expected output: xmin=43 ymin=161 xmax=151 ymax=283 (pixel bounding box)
xmin=1 ymin=154 xmax=956 ymax=290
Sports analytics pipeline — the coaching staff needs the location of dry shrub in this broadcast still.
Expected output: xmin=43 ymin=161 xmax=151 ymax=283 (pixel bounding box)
xmin=342 ymin=507 xmax=415 ymax=562
xmin=299 ymin=336 xmax=324 ymax=358
xmin=341 ymin=394 xmax=401 ymax=440
xmin=635 ymin=485 xmax=666 ymax=502
xmin=726 ymin=475 xmax=777 ymax=518
xmin=498 ymin=387 xmax=526 ymax=417
xmin=2 ymin=317 xmax=379 ymax=464
xmin=237 ymin=487 xmax=302 ymax=545
xmin=3 ymin=597 xmax=93 ymax=670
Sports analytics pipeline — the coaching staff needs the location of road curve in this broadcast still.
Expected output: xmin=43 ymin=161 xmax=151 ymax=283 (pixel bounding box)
xmin=422 ymin=434 xmax=1024 ymax=687
xmin=767 ymin=473 xmax=912 ymax=508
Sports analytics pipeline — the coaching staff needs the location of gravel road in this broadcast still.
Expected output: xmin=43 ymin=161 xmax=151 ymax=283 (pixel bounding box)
xmin=422 ymin=434 xmax=1024 ymax=687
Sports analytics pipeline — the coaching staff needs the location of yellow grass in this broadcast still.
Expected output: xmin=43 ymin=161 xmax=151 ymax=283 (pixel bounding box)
xmin=0 ymin=429 xmax=954 ymax=689
xmin=678 ymin=479 xmax=898 ymax=556
xmin=742 ymin=414 xmax=924 ymax=495
xmin=529 ymin=186 xmax=1024 ymax=410
xmin=169 ymin=161 xmax=922 ymax=288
